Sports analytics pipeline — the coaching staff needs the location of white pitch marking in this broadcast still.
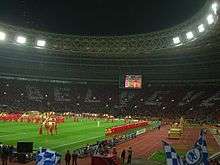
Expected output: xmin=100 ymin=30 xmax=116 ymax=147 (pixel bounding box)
xmin=0 ymin=132 xmax=27 ymax=138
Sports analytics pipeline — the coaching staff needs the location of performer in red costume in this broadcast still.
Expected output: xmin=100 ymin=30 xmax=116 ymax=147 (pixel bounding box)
xmin=38 ymin=125 xmax=43 ymax=136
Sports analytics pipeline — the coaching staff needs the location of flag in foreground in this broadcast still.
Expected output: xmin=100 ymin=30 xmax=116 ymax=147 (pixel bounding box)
xmin=162 ymin=141 xmax=184 ymax=165
xmin=36 ymin=148 xmax=61 ymax=165
xmin=185 ymin=129 xmax=208 ymax=165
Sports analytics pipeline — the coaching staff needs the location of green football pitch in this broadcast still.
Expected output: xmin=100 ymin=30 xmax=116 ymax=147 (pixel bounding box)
xmin=0 ymin=118 xmax=124 ymax=153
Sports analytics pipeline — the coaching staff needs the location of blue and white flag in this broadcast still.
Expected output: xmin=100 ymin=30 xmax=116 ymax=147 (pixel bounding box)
xmin=185 ymin=129 xmax=208 ymax=165
xmin=162 ymin=141 xmax=184 ymax=165
xmin=196 ymin=129 xmax=208 ymax=164
xmin=36 ymin=149 xmax=61 ymax=165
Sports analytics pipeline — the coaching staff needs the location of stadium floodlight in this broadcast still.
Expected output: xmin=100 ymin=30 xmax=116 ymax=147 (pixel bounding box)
xmin=0 ymin=32 xmax=6 ymax=41
xmin=212 ymin=2 xmax=218 ymax=14
xmin=207 ymin=14 xmax=214 ymax=24
xmin=16 ymin=36 xmax=26 ymax=44
xmin=198 ymin=24 xmax=205 ymax=33
xmin=36 ymin=39 xmax=46 ymax=47
xmin=186 ymin=31 xmax=194 ymax=40
xmin=173 ymin=37 xmax=181 ymax=44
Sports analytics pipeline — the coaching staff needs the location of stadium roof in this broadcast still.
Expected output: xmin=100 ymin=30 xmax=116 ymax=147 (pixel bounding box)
xmin=0 ymin=0 xmax=219 ymax=56
xmin=0 ymin=0 xmax=206 ymax=36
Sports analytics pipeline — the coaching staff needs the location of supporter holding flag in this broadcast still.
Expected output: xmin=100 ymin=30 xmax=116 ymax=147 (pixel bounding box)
xmin=185 ymin=129 xmax=208 ymax=165
xmin=162 ymin=141 xmax=183 ymax=165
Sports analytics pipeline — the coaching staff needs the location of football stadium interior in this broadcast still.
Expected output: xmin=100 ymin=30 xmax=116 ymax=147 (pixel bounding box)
xmin=0 ymin=0 xmax=219 ymax=165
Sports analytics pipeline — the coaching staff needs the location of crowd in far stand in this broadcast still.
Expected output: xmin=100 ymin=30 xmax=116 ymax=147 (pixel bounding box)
xmin=0 ymin=81 xmax=220 ymax=122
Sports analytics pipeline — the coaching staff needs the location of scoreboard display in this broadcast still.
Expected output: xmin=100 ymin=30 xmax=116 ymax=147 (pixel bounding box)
xmin=124 ymin=75 xmax=142 ymax=89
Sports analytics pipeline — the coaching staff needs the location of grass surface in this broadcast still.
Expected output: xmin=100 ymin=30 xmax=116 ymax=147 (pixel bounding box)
xmin=149 ymin=150 xmax=186 ymax=164
xmin=0 ymin=118 xmax=124 ymax=153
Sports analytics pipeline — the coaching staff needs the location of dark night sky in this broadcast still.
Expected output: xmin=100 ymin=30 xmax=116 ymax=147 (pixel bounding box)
xmin=0 ymin=0 xmax=206 ymax=36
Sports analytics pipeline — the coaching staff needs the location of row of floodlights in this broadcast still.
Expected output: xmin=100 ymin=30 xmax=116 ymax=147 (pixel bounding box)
xmin=173 ymin=2 xmax=218 ymax=45
xmin=0 ymin=2 xmax=218 ymax=49
xmin=0 ymin=31 xmax=46 ymax=48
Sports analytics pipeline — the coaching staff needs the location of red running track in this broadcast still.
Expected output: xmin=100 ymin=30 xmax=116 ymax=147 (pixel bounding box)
xmin=116 ymin=126 xmax=169 ymax=158
xmin=116 ymin=126 xmax=220 ymax=159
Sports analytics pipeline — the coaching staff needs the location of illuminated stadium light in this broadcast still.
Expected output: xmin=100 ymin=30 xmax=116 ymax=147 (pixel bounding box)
xmin=212 ymin=2 xmax=218 ymax=14
xmin=0 ymin=32 xmax=6 ymax=41
xmin=16 ymin=36 xmax=26 ymax=44
xmin=198 ymin=24 xmax=205 ymax=33
xmin=207 ymin=14 xmax=214 ymax=24
xmin=173 ymin=37 xmax=181 ymax=44
xmin=186 ymin=31 xmax=194 ymax=40
xmin=36 ymin=40 xmax=46 ymax=47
